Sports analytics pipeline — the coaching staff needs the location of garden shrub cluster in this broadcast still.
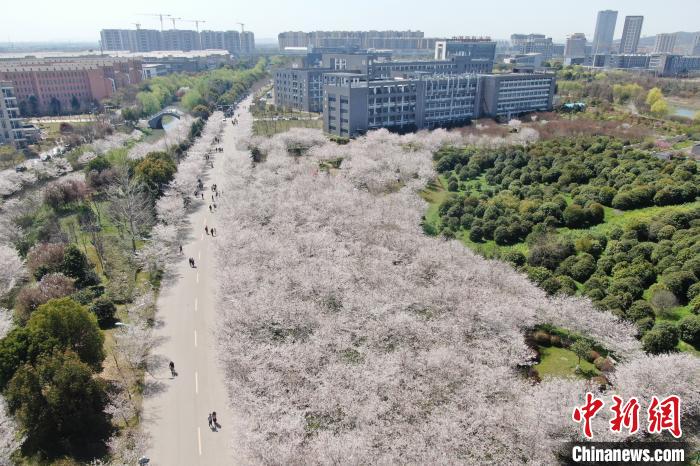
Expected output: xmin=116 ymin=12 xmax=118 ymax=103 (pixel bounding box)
xmin=433 ymin=136 xmax=700 ymax=354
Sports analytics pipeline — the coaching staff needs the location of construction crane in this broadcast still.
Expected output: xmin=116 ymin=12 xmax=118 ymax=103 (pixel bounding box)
xmin=237 ymin=22 xmax=245 ymax=33
xmin=183 ymin=19 xmax=206 ymax=33
xmin=170 ymin=17 xmax=183 ymax=30
xmin=132 ymin=23 xmax=141 ymax=30
xmin=138 ymin=13 xmax=171 ymax=31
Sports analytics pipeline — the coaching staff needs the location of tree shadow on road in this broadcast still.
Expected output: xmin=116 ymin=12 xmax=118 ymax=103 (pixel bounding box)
xmin=142 ymin=378 xmax=168 ymax=398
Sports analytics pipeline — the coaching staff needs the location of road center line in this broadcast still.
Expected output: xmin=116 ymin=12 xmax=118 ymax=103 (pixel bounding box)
xmin=197 ymin=427 xmax=202 ymax=456
xmin=195 ymin=371 xmax=199 ymax=394
xmin=196 ymin=271 xmax=200 ymax=283
xmin=194 ymin=297 xmax=198 ymax=312
xmin=198 ymin=251 xmax=201 ymax=260
xmin=194 ymin=329 xmax=198 ymax=347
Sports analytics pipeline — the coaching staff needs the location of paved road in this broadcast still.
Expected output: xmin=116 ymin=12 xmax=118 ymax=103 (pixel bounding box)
xmin=142 ymin=97 xmax=253 ymax=465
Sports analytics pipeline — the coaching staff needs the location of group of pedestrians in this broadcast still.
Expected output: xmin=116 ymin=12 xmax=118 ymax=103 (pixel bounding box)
xmin=205 ymin=225 xmax=217 ymax=236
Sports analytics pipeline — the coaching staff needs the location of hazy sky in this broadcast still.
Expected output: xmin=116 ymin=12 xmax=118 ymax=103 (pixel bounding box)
xmin=2 ymin=0 xmax=699 ymax=43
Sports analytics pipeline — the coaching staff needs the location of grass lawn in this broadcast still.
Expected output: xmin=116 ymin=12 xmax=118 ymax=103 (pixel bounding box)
xmin=253 ymin=118 xmax=322 ymax=136
xmin=557 ymin=201 xmax=700 ymax=240
xmin=420 ymin=177 xmax=449 ymax=229
xmin=534 ymin=346 xmax=600 ymax=379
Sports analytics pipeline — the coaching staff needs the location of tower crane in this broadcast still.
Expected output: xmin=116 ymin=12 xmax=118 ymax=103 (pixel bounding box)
xmin=237 ymin=22 xmax=245 ymax=33
xmin=138 ymin=13 xmax=171 ymax=31
xmin=170 ymin=17 xmax=183 ymax=30
xmin=183 ymin=19 xmax=206 ymax=33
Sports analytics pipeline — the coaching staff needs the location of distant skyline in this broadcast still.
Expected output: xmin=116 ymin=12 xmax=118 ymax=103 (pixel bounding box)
xmin=2 ymin=0 xmax=699 ymax=44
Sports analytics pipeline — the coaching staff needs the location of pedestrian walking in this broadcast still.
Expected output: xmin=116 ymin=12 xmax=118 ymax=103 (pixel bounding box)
xmin=212 ymin=195 xmax=215 ymax=202
xmin=209 ymin=205 xmax=212 ymax=212
xmin=169 ymin=361 xmax=176 ymax=377
xmin=208 ymin=413 xmax=213 ymax=429
xmin=205 ymin=226 xmax=209 ymax=235
xmin=201 ymin=193 xmax=204 ymax=200
xmin=179 ymin=244 xmax=183 ymax=254
xmin=211 ymin=227 xmax=216 ymax=236
xmin=212 ymin=411 xmax=218 ymax=428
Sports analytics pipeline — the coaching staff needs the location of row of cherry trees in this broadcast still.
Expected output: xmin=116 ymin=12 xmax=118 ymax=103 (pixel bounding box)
xmin=214 ymin=128 xmax=699 ymax=463
xmin=105 ymin=113 xmax=225 ymax=464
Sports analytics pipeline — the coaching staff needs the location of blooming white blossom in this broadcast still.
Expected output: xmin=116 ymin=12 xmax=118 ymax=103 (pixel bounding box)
xmin=0 ymin=244 xmax=25 ymax=299
xmin=128 ymin=116 xmax=194 ymax=161
xmin=137 ymin=113 xmax=225 ymax=272
xmin=0 ymin=398 xmax=22 ymax=465
xmin=211 ymin=127 xmax=698 ymax=464
xmin=91 ymin=130 xmax=143 ymax=155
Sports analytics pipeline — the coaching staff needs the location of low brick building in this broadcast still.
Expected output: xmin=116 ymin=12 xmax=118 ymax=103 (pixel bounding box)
xmin=0 ymin=57 xmax=142 ymax=115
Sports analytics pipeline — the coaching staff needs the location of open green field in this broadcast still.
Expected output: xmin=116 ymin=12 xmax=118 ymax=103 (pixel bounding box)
xmin=534 ymin=346 xmax=600 ymax=379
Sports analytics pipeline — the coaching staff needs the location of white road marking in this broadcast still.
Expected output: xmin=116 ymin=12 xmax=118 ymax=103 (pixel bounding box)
xmin=194 ymin=297 xmax=198 ymax=312
xmin=196 ymin=271 xmax=200 ymax=283
xmin=195 ymin=371 xmax=199 ymax=394
xmin=198 ymin=251 xmax=201 ymax=260
xmin=194 ymin=329 xmax=198 ymax=347
xmin=197 ymin=427 xmax=202 ymax=455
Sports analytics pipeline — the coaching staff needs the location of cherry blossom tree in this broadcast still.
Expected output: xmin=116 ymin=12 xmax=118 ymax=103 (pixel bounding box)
xmin=210 ymin=127 xmax=699 ymax=463
xmin=106 ymin=167 xmax=155 ymax=252
xmin=0 ymin=244 xmax=25 ymax=298
xmin=0 ymin=397 xmax=22 ymax=466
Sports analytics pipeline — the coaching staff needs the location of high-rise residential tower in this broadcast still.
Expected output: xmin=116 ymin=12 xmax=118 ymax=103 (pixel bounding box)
xmin=564 ymin=33 xmax=587 ymax=58
xmin=592 ymin=10 xmax=618 ymax=54
xmin=691 ymin=34 xmax=700 ymax=55
xmin=653 ymin=33 xmax=677 ymax=54
xmin=619 ymin=16 xmax=644 ymax=53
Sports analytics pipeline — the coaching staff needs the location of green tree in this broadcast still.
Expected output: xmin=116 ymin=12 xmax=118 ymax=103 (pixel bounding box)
xmin=650 ymin=99 xmax=669 ymax=118
xmin=28 ymin=95 xmax=39 ymax=115
xmin=563 ymin=204 xmax=586 ymax=228
xmin=612 ymin=83 xmax=643 ymax=103
xmin=136 ymin=91 xmax=161 ymax=115
xmin=570 ymin=339 xmax=593 ymax=366
xmin=5 ymin=350 xmax=111 ymax=459
xmin=49 ymin=97 xmax=62 ymax=115
xmin=678 ymin=315 xmax=700 ymax=346
xmin=26 ymin=298 xmax=105 ymax=371
xmin=89 ymin=297 xmax=116 ymax=328
xmin=182 ymin=89 xmax=205 ymax=111
xmin=642 ymin=322 xmax=679 ymax=354
xmin=121 ymin=106 xmax=140 ymax=123
xmin=0 ymin=327 xmax=31 ymax=390
xmin=61 ymin=244 xmax=98 ymax=288
xmin=135 ymin=151 xmax=177 ymax=192
xmin=661 ymin=270 xmax=696 ymax=302
xmin=192 ymin=104 xmax=211 ymax=119
xmin=70 ymin=95 xmax=80 ymax=113
xmin=645 ymin=87 xmax=663 ymax=107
